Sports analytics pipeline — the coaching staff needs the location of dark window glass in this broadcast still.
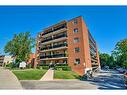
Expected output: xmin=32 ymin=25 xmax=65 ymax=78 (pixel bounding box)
xmin=74 ymin=38 xmax=79 ymax=43
xmin=75 ymin=47 xmax=80 ymax=53
xmin=73 ymin=28 xmax=78 ymax=33
xmin=75 ymin=58 xmax=80 ymax=64
xmin=74 ymin=19 xmax=78 ymax=25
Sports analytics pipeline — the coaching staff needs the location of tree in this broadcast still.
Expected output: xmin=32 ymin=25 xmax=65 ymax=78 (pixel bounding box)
xmin=99 ymin=53 xmax=115 ymax=68
xmin=4 ymin=32 xmax=35 ymax=64
xmin=99 ymin=53 xmax=110 ymax=67
xmin=112 ymin=38 xmax=127 ymax=68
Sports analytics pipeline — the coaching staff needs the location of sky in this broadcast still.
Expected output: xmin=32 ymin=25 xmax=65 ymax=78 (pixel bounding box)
xmin=0 ymin=6 xmax=127 ymax=55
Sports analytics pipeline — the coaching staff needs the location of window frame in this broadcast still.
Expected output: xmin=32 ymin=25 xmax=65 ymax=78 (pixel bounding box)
xmin=74 ymin=37 xmax=80 ymax=43
xmin=73 ymin=19 xmax=78 ymax=25
xmin=75 ymin=58 xmax=80 ymax=64
xmin=75 ymin=47 xmax=80 ymax=53
xmin=73 ymin=28 xmax=78 ymax=33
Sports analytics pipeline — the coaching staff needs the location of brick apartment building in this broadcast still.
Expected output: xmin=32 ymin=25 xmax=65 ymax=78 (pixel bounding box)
xmin=36 ymin=16 xmax=100 ymax=75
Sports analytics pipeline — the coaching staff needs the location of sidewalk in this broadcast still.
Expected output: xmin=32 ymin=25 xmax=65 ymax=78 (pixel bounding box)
xmin=40 ymin=69 xmax=54 ymax=81
xmin=0 ymin=67 xmax=22 ymax=89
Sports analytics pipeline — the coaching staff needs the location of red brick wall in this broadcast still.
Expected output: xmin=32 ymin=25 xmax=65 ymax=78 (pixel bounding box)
xmin=67 ymin=16 xmax=90 ymax=75
xmin=81 ymin=17 xmax=92 ymax=68
xmin=28 ymin=53 xmax=35 ymax=68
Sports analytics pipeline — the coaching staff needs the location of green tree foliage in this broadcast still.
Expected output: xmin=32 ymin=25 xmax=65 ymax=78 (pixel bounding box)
xmin=4 ymin=32 xmax=35 ymax=64
xmin=112 ymin=39 xmax=127 ymax=68
xmin=99 ymin=53 xmax=115 ymax=68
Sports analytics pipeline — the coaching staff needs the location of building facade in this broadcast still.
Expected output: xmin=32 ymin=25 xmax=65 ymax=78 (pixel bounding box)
xmin=27 ymin=53 xmax=36 ymax=68
xmin=0 ymin=55 xmax=14 ymax=66
xmin=36 ymin=16 xmax=100 ymax=75
xmin=3 ymin=56 xmax=14 ymax=64
xmin=0 ymin=55 xmax=5 ymax=66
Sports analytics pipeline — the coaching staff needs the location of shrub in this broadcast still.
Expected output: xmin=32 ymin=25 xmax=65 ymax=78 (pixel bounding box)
xmin=6 ymin=63 xmax=13 ymax=68
xmin=62 ymin=66 xmax=71 ymax=71
xmin=79 ymin=75 xmax=87 ymax=81
xmin=55 ymin=64 xmax=68 ymax=66
xmin=55 ymin=66 xmax=71 ymax=71
xmin=38 ymin=63 xmax=49 ymax=66
xmin=36 ymin=66 xmax=49 ymax=70
xmin=12 ymin=63 xmax=19 ymax=68
xmin=6 ymin=62 xmax=19 ymax=69
xmin=26 ymin=64 xmax=31 ymax=68
xmin=41 ymin=66 xmax=49 ymax=70
xmin=36 ymin=66 xmax=42 ymax=69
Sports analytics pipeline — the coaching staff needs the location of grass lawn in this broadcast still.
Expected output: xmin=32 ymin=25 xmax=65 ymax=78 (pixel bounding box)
xmin=54 ymin=70 xmax=80 ymax=79
xmin=12 ymin=69 xmax=47 ymax=80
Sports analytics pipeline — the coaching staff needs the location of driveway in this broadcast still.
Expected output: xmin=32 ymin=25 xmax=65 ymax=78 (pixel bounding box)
xmin=0 ymin=67 xmax=22 ymax=89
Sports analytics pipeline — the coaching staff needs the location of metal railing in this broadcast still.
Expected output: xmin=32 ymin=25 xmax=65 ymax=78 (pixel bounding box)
xmin=42 ymin=25 xmax=67 ymax=36
xmin=40 ymin=53 xmax=67 ymax=59
xmin=41 ymin=34 xmax=67 ymax=43
xmin=41 ymin=38 xmax=52 ymax=43
xmin=53 ymin=34 xmax=67 ymax=39
xmin=40 ymin=43 xmax=67 ymax=51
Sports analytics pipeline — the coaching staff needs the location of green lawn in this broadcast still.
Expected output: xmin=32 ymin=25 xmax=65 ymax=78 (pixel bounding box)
xmin=12 ymin=69 xmax=47 ymax=80
xmin=54 ymin=70 xmax=80 ymax=79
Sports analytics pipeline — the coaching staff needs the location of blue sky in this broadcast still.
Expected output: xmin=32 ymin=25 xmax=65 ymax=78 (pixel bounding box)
xmin=0 ymin=6 xmax=127 ymax=55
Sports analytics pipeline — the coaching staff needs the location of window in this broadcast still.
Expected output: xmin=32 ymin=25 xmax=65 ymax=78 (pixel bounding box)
xmin=75 ymin=47 xmax=80 ymax=53
xmin=74 ymin=37 xmax=79 ymax=43
xmin=75 ymin=58 xmax=80 ymax=64
xmin=74 ymin=19 xmax=78 ymax=25
xmin=73 ymin=28 xmax=78 ymax=33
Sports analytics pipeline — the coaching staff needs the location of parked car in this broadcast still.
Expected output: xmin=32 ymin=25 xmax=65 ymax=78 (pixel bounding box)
xmin=116 ymin=68 xmax=126 ymax=74
xmin=104 ymin=66 xmax=110 ymax=71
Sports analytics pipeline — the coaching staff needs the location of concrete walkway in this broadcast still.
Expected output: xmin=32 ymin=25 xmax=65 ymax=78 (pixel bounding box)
xmin=0 ymin=67 xmax=22 ymax=89
xmin=40 ymin=69 xmax=54 ymax=81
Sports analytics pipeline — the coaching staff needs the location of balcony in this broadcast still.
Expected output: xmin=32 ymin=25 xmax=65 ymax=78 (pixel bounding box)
xmin=42 ymin=30 xmax=53 ymax=36
xmin=40 ymin=53 xmax=67 ymax=60
xmin=53 ymin=43 xmax=67 ymax=48
xmin=0 ymin=60 xmax=3 ymax=62
xmin=40 ymin=43 xmax=67 ymax=51
xmin=41 ymin=34 xmax=67 ymax=44
xmin=41 ymin=37 xmax=52 ymax=43
xmin=53 ymin=54 xmax=66 ymax=58
xmin=54 ymin=34 xmax=67 ymax=40
xmin=90 ymin=49 xmax=96 ymax=56
xmin=91 ymin=58 xmax=98 ymax=62
xmin=40 ymin=46 xmax=52 ymax=51
xmin=42 ymin=24 xmax=67 ymax=36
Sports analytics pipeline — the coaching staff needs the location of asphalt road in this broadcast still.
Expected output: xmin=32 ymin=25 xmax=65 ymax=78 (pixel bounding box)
xmin=89 ymin=70 xmax=126 ymax=90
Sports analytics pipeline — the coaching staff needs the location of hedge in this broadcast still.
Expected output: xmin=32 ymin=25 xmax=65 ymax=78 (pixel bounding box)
xmin=54 ymin=66 xmax=71 ymax=71
xmin=55 ymin=64 xmax=68 ymax=66
xmin=5 ymin=63 xmax=19 ymax=68
xmin=37 ymin=66 xmax=49 ymax=70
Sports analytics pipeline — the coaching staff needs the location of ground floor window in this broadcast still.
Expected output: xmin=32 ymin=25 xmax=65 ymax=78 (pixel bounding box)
xmin=75 ymin=58 xmax=80 ymax=64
